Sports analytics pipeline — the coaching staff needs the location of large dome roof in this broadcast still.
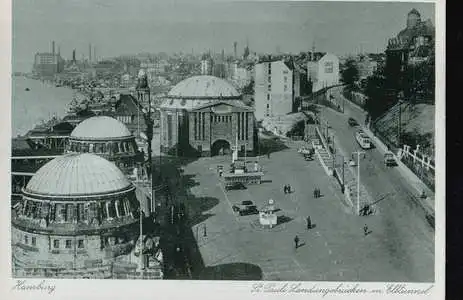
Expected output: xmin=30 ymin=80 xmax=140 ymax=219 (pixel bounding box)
xmin=24 ymin=153 xmax=132 ymax=197
xmin=71 ymin=116 xmax=131 ymax=140
xmin=168 ymin=75 xmax=240 ymax=99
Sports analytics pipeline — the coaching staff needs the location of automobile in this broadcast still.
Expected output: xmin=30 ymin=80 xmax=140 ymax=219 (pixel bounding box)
xmin=233 ymin=201 xmax=259 ymax=216
xmin=384 ymin=152 xmax=397 ymax=166
xmin=348 ymin=117 xmax=359 ymax=127
xmin=239 ymin=205 xmax=259 ymax=216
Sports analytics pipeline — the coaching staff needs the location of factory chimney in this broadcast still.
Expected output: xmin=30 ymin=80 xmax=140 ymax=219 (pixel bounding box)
xmin=52 ymin=41 xmax=55 ymax=56
xmin=89 ymin=43 xmax=92 ymax=62
xmin=233 ymin=41 xmax=237 ymax=59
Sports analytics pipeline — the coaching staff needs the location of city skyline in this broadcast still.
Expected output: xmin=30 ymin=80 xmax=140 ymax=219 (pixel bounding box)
xmin=13 ymin=1 xmax=434 ymax=72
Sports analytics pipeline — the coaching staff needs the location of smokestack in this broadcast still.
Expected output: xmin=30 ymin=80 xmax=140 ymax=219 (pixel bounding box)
xmin=52 ymin=41 xmax=55 ymax=56
xmin=89 ymin=43 xmax=92 ymax=62
xmin=72 ymin=49 xmax=76 ymax=62
xmin=94 ymin=46 xmax=97 ymax=63
xmin=233 ymin=42 xmax=237 ymax=59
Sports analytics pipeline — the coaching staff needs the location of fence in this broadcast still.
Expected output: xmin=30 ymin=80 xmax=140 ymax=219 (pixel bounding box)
xmin=343 ymin=89 xmax=366 ymax=108
xmin=398 ymin=144 xmax=435 ymax=191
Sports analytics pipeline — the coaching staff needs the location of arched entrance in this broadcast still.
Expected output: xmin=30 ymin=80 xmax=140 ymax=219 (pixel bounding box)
xmin=211 ymin=139 xmax=231 ymax=156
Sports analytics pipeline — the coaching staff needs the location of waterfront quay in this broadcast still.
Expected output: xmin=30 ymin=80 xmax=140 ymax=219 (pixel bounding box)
xmin=159 ymin=137 xmax=433 ymax=282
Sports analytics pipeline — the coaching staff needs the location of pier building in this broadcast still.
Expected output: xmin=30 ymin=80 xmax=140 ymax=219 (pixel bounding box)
xmin=159 ymin=75 xmax=256 ymax=157
xmin=12 ymin=153 xmax=163 ymax=279
xmin=66 ymin=116 xmax=143 ymax=175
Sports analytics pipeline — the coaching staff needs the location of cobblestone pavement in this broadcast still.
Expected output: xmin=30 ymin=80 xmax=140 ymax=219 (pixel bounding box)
xmin=173 ymin=137 xmax=433 ymax=282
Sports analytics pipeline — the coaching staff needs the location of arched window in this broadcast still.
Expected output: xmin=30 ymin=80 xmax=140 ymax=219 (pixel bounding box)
xmin=112 ymin=143 xmax=119 ymax=154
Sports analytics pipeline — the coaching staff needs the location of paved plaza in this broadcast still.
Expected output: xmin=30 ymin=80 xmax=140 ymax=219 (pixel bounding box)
xmin=170 ymin=137 xmax=434 ymax=282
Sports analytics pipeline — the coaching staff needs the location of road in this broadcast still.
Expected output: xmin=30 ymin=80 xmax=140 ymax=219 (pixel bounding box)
xmin=176 ymin=134 xmax=434 ymax=281
xmin=319 ymin=89 xmax=434 ymax=281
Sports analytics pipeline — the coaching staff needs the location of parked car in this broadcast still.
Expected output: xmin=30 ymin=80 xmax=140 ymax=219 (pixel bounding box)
xmin=348 ymin=117 xmax=359 ymax=127
xmin=239 ymin=205 xmax=259 ymax=216
xmin=233 ymin=201 xmax=259 ymax=216
xmin=384 ymin=152 xmax=397 ymax=166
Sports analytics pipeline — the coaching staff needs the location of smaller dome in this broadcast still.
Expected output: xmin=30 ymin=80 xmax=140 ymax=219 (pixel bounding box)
xmin=71 ymin=116 xmax=131 ymax=139
xmin=25 ymin=153 xmax=132 ymax=197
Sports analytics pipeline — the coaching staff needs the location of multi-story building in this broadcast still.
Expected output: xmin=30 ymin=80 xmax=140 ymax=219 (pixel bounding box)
xmin=33 ymin=42 xmax=64 ymax=77
xmin=385 ymin=8 xmax=434 ymax=99
xmin=386 ymin=8 xmax=434 ymax=69
xmin=254 ymin=59 xmax=304 ymax=121
xmin=307 ymin=53 xmax=340 ymax=93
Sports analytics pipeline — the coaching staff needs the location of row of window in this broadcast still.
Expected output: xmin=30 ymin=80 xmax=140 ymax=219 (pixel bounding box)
xmin=22 ymin=234 xmax=85 ymax=249
xmin=68 ymin=140 xmax=136 ymax=155
xmin=20 ymin=198 xmax=136 ymax=223
xmin=117 ymin=115 xmax=136 ymax=124
xmin=212 ymin=115 xmax=232 ymax=123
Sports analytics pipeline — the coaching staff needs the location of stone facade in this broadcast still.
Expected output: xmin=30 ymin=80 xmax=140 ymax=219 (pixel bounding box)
xmin=161 ymin=102 xmax=255 ymax=157
xmin=12 ymin=185 xmax=141 ymax=275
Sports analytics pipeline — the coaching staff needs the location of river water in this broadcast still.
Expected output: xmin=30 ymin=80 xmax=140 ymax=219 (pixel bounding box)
xmin=12 ymin=77 xmax=75 ymax=137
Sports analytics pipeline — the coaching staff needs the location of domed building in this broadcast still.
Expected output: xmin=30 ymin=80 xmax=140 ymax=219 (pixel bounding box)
xmin=11 ymin=153 xmax=143 ymax=277
xmin=66 ymin=116 xmax=143 ymax=174
xmin=160 ymin=75 xmax=256 ymax=156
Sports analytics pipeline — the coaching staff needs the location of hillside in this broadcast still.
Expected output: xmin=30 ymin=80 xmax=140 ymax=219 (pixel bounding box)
xmin=373 ymin=103 xmax=435 ymax=155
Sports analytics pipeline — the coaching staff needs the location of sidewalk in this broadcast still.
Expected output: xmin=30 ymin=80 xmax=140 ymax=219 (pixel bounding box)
xmin=309 ymin=125 xmax=372 ymax=214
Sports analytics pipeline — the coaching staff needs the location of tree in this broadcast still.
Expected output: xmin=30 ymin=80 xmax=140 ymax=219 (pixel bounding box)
xmin=363 ymin=68 xmax=388 ymax=120
xmin=340 ymin=57 xmax=360 ymax=90
xmin=242 ymin=79 xmax=254 ymax=95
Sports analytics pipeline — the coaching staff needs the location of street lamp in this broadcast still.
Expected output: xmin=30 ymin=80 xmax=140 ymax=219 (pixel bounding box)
xmin=352 ymin=151 xmax=365 ymax=215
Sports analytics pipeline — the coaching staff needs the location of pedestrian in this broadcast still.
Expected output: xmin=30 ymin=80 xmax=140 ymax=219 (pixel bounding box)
xmin=287 ymin=185 xmax=291 ymax=194
xmin=283 ymin=185 xmax=287 ymax=194
xmin=267 ymin=152 xmax=271 ymax=159
xmin=363 ymin=224 xmax=369 ymax=236
xmin=313 ymin=188 xmax=317 ymax=198
xmin=307 ymin=216 xmax=312 ymax=230
xmin=294 ymin=235 xmax=300 ymax=249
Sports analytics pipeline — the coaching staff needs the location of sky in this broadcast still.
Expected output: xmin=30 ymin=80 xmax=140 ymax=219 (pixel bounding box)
xmin=12 ymin=0 xmax=435 ymax=72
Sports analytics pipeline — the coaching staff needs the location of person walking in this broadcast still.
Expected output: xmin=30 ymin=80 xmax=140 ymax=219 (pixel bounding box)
xmin=267 ymin=151 xmax=271 ymax=159
xmin=294 ymin=235 xmax=300 ymax=249
xmin=306 ymin=216 xmax=312 ymax=230
xmin=287 ymin=184 xmax=291 ymax=194
xmin=313 ymin=188 xmax=317 ymax=198
xmin=363 ymin=224 xmax=369 ymax=236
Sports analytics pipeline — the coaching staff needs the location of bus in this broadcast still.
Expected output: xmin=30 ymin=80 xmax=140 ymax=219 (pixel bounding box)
xmin=355 ymin=130 xmax=371 ymax=149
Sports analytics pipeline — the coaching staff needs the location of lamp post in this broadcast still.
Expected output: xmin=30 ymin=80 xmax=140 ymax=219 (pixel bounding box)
xmin=352 ymin=151 xmax=365 ymax=215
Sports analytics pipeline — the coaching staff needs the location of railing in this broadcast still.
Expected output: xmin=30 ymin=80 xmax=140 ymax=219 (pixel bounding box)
xmin=399 ymin=144 xmax=435 ymax=191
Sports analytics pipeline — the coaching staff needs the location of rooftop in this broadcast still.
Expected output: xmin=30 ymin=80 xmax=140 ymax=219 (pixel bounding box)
xmin=24 ymin=153 xmax=133 ymax=198
xmin=167 ymin=75 xmax=241 ymax=99
xmin=70 ymin=116 xmax=132 ymax=140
